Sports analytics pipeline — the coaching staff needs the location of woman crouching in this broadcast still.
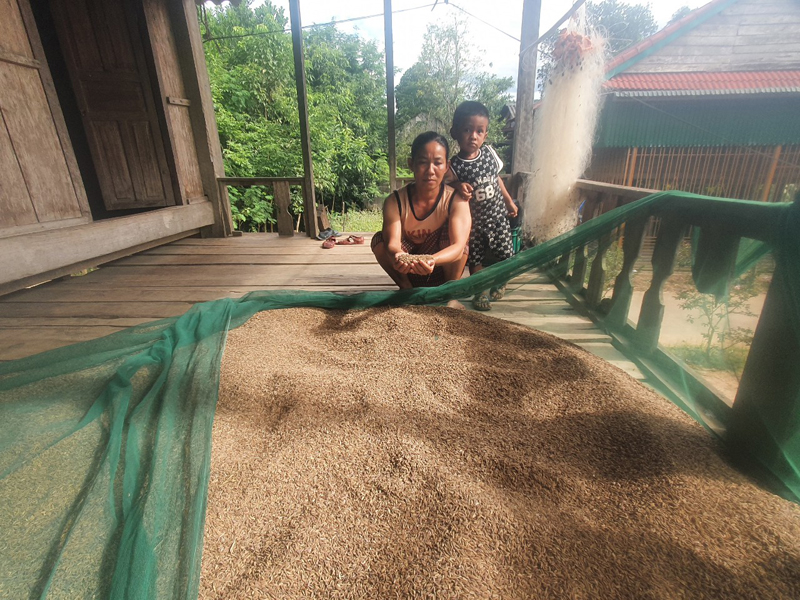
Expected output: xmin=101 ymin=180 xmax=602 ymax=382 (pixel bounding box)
xmin=371 ymin=131 xmax=471 ymax=289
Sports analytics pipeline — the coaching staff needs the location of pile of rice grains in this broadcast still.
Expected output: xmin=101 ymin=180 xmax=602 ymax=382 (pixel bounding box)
xmin=201 ymin=307 xmax=800 ymax=599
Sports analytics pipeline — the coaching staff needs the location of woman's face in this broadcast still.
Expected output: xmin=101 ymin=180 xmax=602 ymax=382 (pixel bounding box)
xmin=409 ymin=141 xmax=449 ymax=192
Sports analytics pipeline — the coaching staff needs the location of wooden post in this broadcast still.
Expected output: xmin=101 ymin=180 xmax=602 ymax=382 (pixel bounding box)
xmin=605 ymin=217 xmax=646 ymax=329
xmin=511 ymin=0 xmax=542 ymax=175
xmin=636 ymin=217 xmax=684 ymax=352
xmin=556 ymin=250 xmax=571 ymax=279
xmin=625 ymin=147 xmax=639 ymax=187
xmin=586 ymin=232 xmax=612 ymax=309
xmin=384 ymin=0 xmax=396 ymax=192
xmin=176 ymin=0 xmax=234 ymax=237
xmin=570 ymin=244 xmax=588 ymax=292
xmin=289 ymin=0 xmax=318 ymax=238
xmin=762 ymin=145 xmax=782 ymax=203
xmin=273 ymin=181 xmax=294 ymax=236
xmin=728 ymin=263 xmax=800 ymax=491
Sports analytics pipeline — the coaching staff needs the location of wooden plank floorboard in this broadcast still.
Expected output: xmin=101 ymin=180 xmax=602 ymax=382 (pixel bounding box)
xmin=0 ymin=301 xmax=196 ymax=319
xmin=0 ymin=233 xmax=643 ymax=384
xmin=0 ymin=285 xmax=395 ymax=303
xmin=54 ymin=265 xmax=393 ymax=287
xmin=140 ymin=247 xmax=373 ymax=256
xmin=1 ymin=327 xmax=129 ymax=360
xmin=0 ymin=317 xmax=155 ymax=328
xmin=112 ymin=254 xmax=378 ymax=266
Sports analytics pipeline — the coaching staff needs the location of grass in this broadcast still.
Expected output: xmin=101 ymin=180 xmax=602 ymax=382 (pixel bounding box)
xmin=665 ymin=342 xmax=750 ymax=379
xmin=328 ymin=208 xmax=383 ymax=233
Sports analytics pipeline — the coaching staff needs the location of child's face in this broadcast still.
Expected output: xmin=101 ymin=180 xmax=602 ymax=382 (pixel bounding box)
xmin=409 ymin=141 xmax=449 ymax=192
xmin=452 ymin=115 xmax=489 ymax=155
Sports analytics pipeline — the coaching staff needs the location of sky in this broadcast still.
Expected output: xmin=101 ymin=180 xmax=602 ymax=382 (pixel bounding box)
xmin=265 ymin=0 xmax=711 ymax=94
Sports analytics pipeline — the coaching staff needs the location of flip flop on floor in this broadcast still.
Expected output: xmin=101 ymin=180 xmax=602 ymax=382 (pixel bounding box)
xmin=321 ymin=237 xmax=337 ymax=249
xmin=336 ymin=235 xmax=365 ymax=245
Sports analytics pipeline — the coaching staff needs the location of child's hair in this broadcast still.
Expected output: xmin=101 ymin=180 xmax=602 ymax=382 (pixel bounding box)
xmin=452 ymin=101 xmax=490 ymax=129
xmin=410 ymin=131 xmax=450 ymax=160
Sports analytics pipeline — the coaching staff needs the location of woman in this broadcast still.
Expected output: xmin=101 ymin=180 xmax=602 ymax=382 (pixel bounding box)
xmin=371 ymin=131 xmax=471 ymax=289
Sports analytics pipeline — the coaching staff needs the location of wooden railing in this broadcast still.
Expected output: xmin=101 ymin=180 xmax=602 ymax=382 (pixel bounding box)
xmin=217 ymin=177 xmax=313 ymax=237
xmin=541 ymin=180 xmax=794 ymax=461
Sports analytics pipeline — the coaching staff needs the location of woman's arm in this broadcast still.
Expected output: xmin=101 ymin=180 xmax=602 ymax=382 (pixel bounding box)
xmin=381 ymin=193 xmax=414 ymax=274
xmin=432 ymin=193 xmax=471 ymax=266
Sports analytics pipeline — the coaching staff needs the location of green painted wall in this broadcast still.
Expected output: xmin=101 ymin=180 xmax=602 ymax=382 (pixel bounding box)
xmin=594 ymin=96 xmax=800 ymax=148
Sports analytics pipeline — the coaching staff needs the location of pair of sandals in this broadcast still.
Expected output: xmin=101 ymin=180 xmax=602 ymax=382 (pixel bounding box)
xmin=472 ymin=285 xmax=506 ymax=311
xmin=322 ymin=235 xmax=365 ymax=249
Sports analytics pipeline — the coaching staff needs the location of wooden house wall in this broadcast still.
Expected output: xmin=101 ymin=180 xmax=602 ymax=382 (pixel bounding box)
xmin=627 ymin=0 xmax=800 ymax=73
xmin=0 ymin=0 xmax=89 ymax=236
xmin=141 ymin=0 xmax=206 ymax=204
xmin=0 ymin=0 xmax=229 ymax=296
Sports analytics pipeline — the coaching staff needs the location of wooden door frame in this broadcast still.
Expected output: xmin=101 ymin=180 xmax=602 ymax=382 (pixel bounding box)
xmin=48 ymin=0 xmax=176 ymax=211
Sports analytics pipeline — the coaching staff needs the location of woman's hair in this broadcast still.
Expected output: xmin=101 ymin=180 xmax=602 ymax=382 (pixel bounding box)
xmin=410 ymin=131 xmax=449 ymax=161
xmin=452 ymin=101 xmax=490 ymax=129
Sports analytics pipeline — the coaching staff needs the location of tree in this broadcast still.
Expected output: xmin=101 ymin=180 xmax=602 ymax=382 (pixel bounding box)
xmin=538 ymin=0 xmax=658 ymax=90
xmin=394 ymin=15 xmax=513 ymax=163
xmin=675 ymin=269 xmax=761 ymax=379
xmin=668 ymin=6 xmax=694 ymax=25
xmin=199 ymin=1 xmax=392 ymax=231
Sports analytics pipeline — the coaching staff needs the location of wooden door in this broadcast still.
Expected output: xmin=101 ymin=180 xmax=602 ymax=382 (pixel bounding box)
xmin=0 ymin=0 xmax=89 ymax=235
xmin=50 ymin=0 xmax=174 ymax=210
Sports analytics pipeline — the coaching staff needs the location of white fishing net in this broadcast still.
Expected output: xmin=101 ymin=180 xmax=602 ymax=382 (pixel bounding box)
xmin=523 ymin=9 xmax=606 ymax=244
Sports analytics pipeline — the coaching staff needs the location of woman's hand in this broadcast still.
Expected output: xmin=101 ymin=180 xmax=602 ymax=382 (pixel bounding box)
xmin=393 ymin=253 xmax=435 ymax=276
xmin=409 ymin=257 xmax=435 ymax=276
xmin=393 ymin=252 xmax=413 ymax=274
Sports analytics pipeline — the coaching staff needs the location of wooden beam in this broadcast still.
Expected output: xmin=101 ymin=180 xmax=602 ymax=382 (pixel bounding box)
xmin=273 ymin=180 xmax=294 ymax=236
xmin=289 ymin=0 xmax=319 ymax=238
xmin=384 ymin=0 xmax=396 ymax=191
xmin=512 ymin=0 xmax=541 ymax=175
xmin=172 ymin=0 xmax=234 ymax=237
xmin=575 ymin=179 xmax=658 ymax=200
xmin=762 ymin=145 xmax=782 ymax=203
xmin=625 ymin=147 xmax=639 ymax=187
xmin=0 ymin=203 xmax=214 ymax=294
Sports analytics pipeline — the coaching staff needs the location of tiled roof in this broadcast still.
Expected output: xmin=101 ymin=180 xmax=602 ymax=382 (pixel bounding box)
xmin=604 ymin=70 xmax=800 ymax=96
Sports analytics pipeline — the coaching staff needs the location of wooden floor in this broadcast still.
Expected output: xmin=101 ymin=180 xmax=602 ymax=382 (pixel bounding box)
xmin=0 ymin=233 xmax=643 ymax=380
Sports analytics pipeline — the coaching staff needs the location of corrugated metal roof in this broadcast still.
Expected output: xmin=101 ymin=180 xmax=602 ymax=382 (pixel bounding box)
xmin=606 ymin=71 xmax=800 ymax=94
xmin=594 ymin=97 xmax=800 ymax=148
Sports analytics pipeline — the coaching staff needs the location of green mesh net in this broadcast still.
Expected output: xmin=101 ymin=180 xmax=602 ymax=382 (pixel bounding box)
xmin=1 ymin=191 xmax=798 ymax=598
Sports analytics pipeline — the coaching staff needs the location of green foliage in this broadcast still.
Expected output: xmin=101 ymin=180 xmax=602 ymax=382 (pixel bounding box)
xmin=328 ymin=208 xmax=383 ymax=234
xmin=673 ymin=268 xmax=763 ymax=378
xmin=667 ymin=341 xmax=751 ymax=380
xmin=668 ymin=6 xmax=694 ymax=25
xmin=538 ymin=0 xmax=658 ymax=90
xmin=394 ymin=14 xmax=513 ymax=163
xmin=200 ymin=1 xmax=390 ymax=232
xmin=575 ymin=241 xmax=624 ymax=294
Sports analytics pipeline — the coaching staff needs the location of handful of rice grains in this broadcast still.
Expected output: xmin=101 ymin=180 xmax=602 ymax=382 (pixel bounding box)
xmin=397 ymin=253 xmax=434 ymax=265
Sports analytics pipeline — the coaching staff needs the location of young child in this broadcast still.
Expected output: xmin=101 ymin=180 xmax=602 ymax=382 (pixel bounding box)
xmin=447 ymin=101 xmax=518 ymax=311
